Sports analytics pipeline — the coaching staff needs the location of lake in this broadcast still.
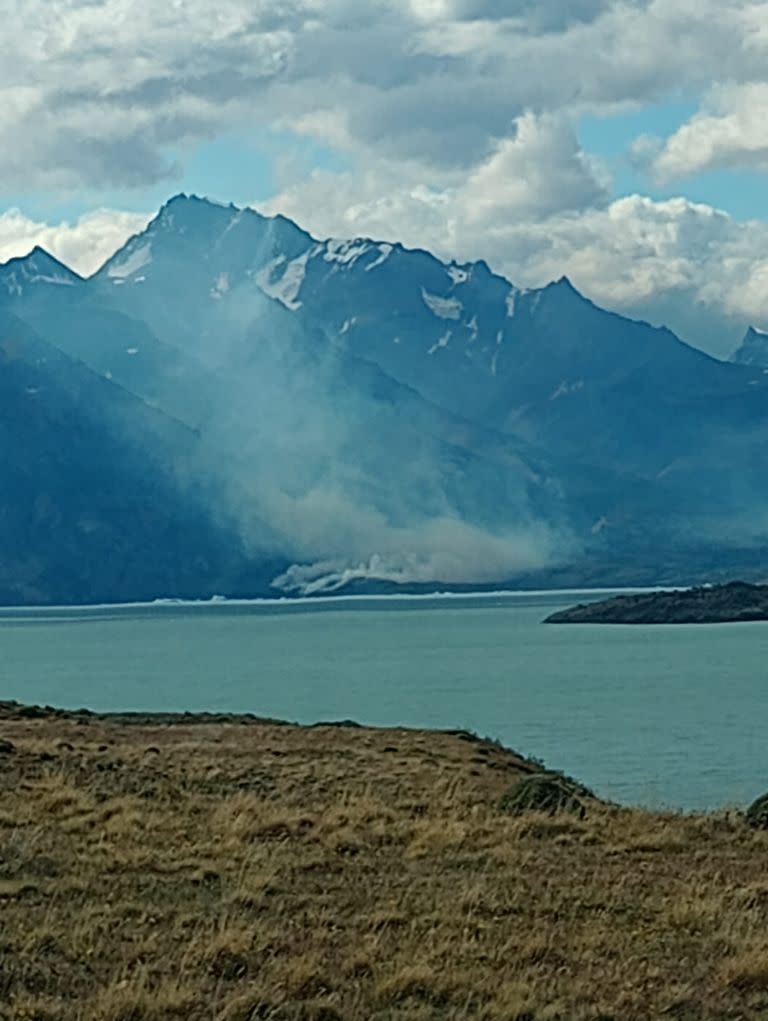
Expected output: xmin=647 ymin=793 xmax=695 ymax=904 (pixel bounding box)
xmin=1 ymin=591 xmax=766 ymax=811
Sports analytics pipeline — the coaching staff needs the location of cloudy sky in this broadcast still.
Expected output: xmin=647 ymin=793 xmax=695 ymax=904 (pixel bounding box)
xmin=3 ymin=0 xmax=768 ymax=356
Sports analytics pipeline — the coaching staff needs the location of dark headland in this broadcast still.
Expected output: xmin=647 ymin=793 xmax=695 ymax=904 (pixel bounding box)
xmin=545 ymin=580 xmax=768 ymax=624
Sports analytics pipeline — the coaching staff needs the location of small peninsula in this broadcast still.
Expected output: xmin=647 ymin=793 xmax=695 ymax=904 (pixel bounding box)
xmin=545 ymin=580 xmax=768 ymax=624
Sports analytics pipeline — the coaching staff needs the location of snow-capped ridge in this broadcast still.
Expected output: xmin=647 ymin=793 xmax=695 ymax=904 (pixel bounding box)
xmin=90 ymin=194 xmax=720 ymax=382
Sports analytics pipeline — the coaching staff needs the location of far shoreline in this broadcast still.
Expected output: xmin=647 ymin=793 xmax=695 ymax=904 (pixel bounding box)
xmin=0 ymin=584 xmax=669 ymax=617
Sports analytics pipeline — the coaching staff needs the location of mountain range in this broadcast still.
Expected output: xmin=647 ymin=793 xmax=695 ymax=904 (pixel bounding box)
xmin=1 ymin=193 xmax=767 ymax=604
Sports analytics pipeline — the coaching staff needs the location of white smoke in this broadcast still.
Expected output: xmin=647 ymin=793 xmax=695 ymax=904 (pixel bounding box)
xmin=271 ymin=515 xmax=560 ymax=595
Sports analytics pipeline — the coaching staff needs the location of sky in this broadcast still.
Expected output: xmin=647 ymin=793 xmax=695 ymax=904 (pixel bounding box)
xmin=3 ymin=0 xmax=768 ymax=356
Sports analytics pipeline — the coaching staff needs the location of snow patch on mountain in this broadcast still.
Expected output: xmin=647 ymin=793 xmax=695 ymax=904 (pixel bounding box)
xmin=591 ymin=516 xmax=608 ymax=535
xmin=107 ymin=243 xmax=152 ymax=280
xmin=365 ymin=244 xmax=393 ymax=271
xmin=428 ymin=331 xmax=452 ymax=354
xmin=221 ymin=210 xmax=244 ymax=239
xmin=3 ymin=268 xmax=75 ymax=296
xmin=31 ymin=272 xmax=74 ymax=287
xmin=256 ymin=252 xmax=310 ymax=310
xmin=324 ymin=239 xmax=370 ymax=267
xmin=447 ymin=265 xmax=469 ymax=285
xmin=550 ymin=380 xmax=585 ymax=401
xmin=3 ymin=275 xmax=22 ymax=297
xmin=422 ymin=289 xmax=462 ymax=320
xmin=210 ymin=273 xmax=230 ymax=300
xmin=491 ymin=331 xmax=505 ymax=377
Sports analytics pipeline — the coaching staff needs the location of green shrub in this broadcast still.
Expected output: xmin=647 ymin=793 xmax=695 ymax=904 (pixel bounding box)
xmin=499 ymin=773 xmax=596 ymax=818
xmin=746 ymin=793 xmax=768 ymax=829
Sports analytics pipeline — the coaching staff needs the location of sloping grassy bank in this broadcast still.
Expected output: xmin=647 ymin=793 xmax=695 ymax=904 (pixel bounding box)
xmin=1 ymin=702 xmax=768 ymax=1021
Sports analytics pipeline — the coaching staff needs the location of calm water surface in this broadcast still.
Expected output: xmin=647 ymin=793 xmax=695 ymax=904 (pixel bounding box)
xmin=2 ymin=591 xmax=766 ymax=811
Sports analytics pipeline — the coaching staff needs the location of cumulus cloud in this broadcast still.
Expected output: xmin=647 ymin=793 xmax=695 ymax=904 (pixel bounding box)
xmin=0 ymin=0 xmax=293 ymax=189
xmin=0 ymin=208 xmax=152 ymax=277
xmin=652 ymin=84 xmax=768 ymax=180
xmin=264 ymin=112 xmax=608 ymax=227
xmin=462 ymin=113 xmax=609 ymax=221
xmin=3 ymin=0 xmax=768 ymax=188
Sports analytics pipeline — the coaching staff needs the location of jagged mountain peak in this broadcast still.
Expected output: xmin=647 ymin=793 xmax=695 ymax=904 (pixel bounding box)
xmin=95 ymin=193 xmax=722 ymax=396
xmin=162 ymin=191 xmax=231 ymax=208
xmin=538 ymin=275 xmax=587 ymax=303
xmin=150 ymin=192 xmax=241 ymax=231
xmin=551 ymin=274 xmax=577 ymax=292
xmin=2 ymin=245 xmax=79 ymax=275
xmin=744 ymin=325 xmax=768 ymax=342
xmin=0 ymin=245 xmax=82 ymax=296
xmin=731 ymin=325 xmax=768 ymax=368
xmin=156 ymin=192 xmax=240 ymax=217
xmin=150 ymin=193 xmax=311 ymax=242
xmin=98 ymin=196 xmax=315 ymax=283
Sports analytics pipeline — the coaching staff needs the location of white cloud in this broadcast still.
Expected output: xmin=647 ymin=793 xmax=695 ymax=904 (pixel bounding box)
xmin=653 ymin=84 xmax=768 ymax=180
xmin=264 ymin=111 xmax=608 ymax=229
xmin=0 ymin=0 xmax=294 ymax=188
xmin=3 ymin=0 xmax=768 ymax=188
xmin=461 ymin=113 xmax=609 ymax=221
xmin=0 ymin=208 xmax=151 ymax=277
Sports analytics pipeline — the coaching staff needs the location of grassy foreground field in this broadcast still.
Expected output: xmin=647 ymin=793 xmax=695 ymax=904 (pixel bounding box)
xmin=2 ymin=703 xmax=768 ymax=1020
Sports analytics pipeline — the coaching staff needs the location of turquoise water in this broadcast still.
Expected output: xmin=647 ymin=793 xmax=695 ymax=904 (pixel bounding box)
xmin=1 ymin=591 xmax=766 ymax=811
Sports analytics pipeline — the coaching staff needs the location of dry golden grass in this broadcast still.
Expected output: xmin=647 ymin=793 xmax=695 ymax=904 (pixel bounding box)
xmin=0 ymin=703 xmax=767 ymax=1019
